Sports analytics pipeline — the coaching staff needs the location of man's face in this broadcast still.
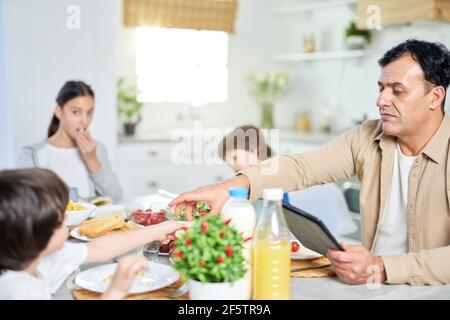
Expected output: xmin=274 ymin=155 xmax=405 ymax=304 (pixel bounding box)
xmin=377 ymin=53 xmax=435 ymax=137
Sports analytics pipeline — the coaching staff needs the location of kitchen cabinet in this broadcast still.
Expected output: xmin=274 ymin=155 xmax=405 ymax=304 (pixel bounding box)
xmin=356 ymin=0 xmax=450 ymax=28
xmin=117 ymin=140 xmax=234 ymax=198
xmin=272 ymin=0 xmax=372 ymax=64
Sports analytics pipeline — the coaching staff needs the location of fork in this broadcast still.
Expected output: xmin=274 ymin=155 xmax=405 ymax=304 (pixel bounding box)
xmin=164 ymin=283 xmax=189 ymax=298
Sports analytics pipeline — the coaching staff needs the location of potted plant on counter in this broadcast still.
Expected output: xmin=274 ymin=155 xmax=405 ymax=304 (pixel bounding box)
xmin=117 ymin=77 xmax=143 ymax=136
xmin=247 ymin=70 xmax=289 ymax=129
xmin=172 ymin=214 xmax=249 ymax=300
xmin=345 ymin=21 xmax=372 ymax=50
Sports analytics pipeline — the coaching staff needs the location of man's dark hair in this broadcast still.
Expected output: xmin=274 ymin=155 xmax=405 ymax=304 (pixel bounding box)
xmin=378 ymin=39 xmax=450 ymax=111
xmin=0 ymin=168 xmax=68 ymax=275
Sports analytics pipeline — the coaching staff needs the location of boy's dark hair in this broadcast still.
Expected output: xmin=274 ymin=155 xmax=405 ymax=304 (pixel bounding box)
xmin=218 ymin=125 xmax=274 ymax=161
xmin=378 ymin=39 xmax=450 ymax=110
xmin=0 ymin=168 xmax=68 ymax=275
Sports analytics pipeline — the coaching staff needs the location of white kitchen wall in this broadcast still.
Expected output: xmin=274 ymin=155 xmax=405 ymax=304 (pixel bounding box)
xmin=1 ymin=0 xmax=119 ymax=169
xmin=0 ymin=0 xmax=14 ymax=169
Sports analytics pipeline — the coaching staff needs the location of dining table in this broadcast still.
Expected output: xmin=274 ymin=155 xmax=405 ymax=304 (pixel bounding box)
xmin=53 ymin=194 xmax=450 ymax=300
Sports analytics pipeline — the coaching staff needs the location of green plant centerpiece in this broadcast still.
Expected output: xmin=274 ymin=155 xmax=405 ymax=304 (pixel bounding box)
xmin=345 ymin=21 xmax=372 ymax=50
xmin=172 ymin=214 xmax=248 ymax=284
xmin=117 ymin=77 xmax=143 ymax=136
xmin=247 ymin=71 xmax=288 ymax=129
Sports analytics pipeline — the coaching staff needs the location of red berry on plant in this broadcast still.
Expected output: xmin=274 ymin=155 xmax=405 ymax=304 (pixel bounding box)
xmin=186 ymin=238 xmax=192 ymax=246
xmin=199 ymin=261 xmax=206 ymax=267
xmin=176 ymin=251 xmax=183 ymax=259
xmin=225 ymin=245 xmax=233 ymax=257
xmin=217 ymin=256 xmax=224 ymax=264
xmin=201 ymin=221 xmax=208 ymax=233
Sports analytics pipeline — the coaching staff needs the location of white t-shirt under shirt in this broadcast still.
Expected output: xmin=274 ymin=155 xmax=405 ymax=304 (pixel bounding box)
xmin=373 ymin=143 xmax=417 ymax=256
xmin=0 ymin=243 xmax=87 ymax=300
xmin=38 ymin=143 xmax=95 ymax=198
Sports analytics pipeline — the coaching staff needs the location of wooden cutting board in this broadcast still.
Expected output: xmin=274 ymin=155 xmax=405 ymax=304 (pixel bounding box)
xmin=72 ymin=278 xmax=189 ymax=300
xmin=290 ymin=256 xmax=335 ymax=278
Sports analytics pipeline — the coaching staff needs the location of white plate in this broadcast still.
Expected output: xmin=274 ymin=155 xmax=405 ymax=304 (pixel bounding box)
xmin=291 ymin=245 xmax=323 ymax=260
xmin=289 ymin=230 xmax=322 ymax=260
xmin=75 ymin=262 xmax=179 ymax=294
xmin=70 ymin=227 xmax=93 ymax=242
xmin=70 ymin=222 xmax=144 ymax=242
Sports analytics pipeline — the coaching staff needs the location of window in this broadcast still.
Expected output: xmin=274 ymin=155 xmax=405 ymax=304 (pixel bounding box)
xmin=136 ymin=27 xmax=228 ymax=106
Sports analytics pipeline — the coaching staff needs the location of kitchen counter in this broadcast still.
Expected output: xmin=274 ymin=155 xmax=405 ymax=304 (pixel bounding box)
xmin=279 ymin=130 xmax=340 ymax=145
xmin=118 ymin=132 xmax=183 ymax=143
xmin=118 ymin=129 xmax=340 ymax=145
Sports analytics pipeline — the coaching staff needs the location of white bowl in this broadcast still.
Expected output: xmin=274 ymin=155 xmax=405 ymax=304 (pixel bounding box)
xmin=65 ymin=203 xmax=97 ymax=226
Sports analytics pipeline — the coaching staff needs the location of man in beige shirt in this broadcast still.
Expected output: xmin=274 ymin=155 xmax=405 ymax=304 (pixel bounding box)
xmin=170 ymin=39 xmax=450 ymax=286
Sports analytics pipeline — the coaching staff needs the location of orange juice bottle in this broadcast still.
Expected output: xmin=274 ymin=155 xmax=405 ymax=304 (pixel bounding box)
xmin=253 ymin=188 xmax=291 ymax=300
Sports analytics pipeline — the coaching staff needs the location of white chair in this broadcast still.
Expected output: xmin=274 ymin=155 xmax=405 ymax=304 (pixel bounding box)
xmin=286 ymin=183 xmax=359 ymax=242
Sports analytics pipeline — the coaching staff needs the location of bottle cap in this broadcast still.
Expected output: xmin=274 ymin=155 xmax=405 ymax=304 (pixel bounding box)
xmin=228 ymin=188 xmax=249 ymax=198
xmin=263 ymin=188 xmax=283 ymax=201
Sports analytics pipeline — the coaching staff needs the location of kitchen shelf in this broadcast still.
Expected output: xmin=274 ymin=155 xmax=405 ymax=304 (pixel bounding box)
xmin=274 ymin=0 xmax=357 ymax=15
xmin=273 ymin=49 xmax=369 ymax=62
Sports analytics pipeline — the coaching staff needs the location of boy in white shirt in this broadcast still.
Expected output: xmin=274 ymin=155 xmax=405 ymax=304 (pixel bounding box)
xmin=0 ymin=168 xmax=181 ymax=300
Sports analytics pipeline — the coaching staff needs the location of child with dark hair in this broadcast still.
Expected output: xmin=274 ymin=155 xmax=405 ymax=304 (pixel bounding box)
xmin=0 ymin=168 xmax=181 ymax=299
xmin=218 ymin=125 xmax=274 ymax=173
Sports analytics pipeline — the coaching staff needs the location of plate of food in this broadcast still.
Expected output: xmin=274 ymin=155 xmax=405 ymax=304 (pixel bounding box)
xmin=129 ymin=207 xmax=167 ymax=226
xmin=65 ymin=201 xmax=97 ymax=227
xmin=89 ymin=196 xmax=113 ymax=207
xmin=70 ymin=214 xmax=141 ymax=242
xmin=290 ymin=240 xmax=323 ymax=260
xmin=75 ymin=262 xmax=180 ymax=294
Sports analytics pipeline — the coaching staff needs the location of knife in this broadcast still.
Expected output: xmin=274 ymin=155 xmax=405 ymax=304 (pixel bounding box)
xmin=291 ymin=263 xmax=331 ymax=273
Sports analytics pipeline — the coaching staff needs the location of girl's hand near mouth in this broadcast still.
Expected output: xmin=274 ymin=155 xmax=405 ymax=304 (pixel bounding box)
xmin=74 ymin=129 xmax=101 ymax=173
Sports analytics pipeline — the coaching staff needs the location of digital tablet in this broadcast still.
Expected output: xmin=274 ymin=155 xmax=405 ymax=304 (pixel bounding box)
xmin=282 ymin=202 xmax=343 ymax=256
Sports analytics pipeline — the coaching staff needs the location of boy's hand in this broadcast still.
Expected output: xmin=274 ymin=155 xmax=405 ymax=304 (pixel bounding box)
xmin=152 ymin=221 xmax=183 ymax=241
xmin=101 ymin=255 xmax=148 ymax=300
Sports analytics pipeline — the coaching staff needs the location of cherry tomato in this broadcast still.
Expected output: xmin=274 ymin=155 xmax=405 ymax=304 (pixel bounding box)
xmin=149 ymin=214 xmax=158 ymax=224
xmin=291 ymin=241 xmax=300 ymax=252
